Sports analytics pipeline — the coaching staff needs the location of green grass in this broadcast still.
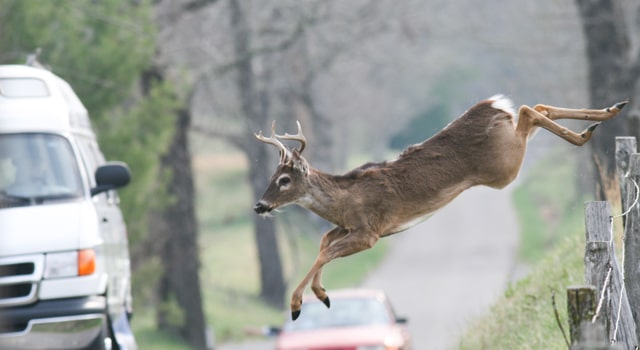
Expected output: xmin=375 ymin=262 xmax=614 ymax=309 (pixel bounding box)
xmin=131 ymin=151 xmax=388 ymax=347
xmin=132 ymin=310 xmax=192 ymax=350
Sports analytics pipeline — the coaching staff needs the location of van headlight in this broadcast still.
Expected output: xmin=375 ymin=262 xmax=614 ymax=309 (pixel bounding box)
xmin=44 ymin=249 xmax=96 ymax=278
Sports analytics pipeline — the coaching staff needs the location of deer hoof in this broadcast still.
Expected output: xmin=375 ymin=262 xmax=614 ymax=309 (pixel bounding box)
xmin=292 ymin=309 xmax=301 ymax=321
xmin=587 ymin=122 xmax=601 ymax=132
xmin=581 ymin=122 xmax=601 ymax=139
xmin=613 ymin=101 xmax=628 ymax=111
xmin=321 ymin=295 xmax=331 ymax=308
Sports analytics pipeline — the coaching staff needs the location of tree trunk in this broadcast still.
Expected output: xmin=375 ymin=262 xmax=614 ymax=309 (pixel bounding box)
xmin=230 ymin=0 xmax=285 ymax=308
xmin=576 ymin=0 xmax=640 ymax=194
xmin=156 ymin=107 xmax=208 ymax=349
xmin=249 ymin=154 xmax=286 ymax=308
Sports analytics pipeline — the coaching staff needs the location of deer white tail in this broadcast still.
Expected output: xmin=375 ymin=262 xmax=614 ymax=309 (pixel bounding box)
xmin=489 ymin=94 xmax=515 ymax=115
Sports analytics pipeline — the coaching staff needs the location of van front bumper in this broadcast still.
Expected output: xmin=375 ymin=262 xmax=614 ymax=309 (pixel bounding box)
xmin=0 ymin=296 xmax=107 ymax=350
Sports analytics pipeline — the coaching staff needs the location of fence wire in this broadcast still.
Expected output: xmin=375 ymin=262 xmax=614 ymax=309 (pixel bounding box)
xmin=594 ymin=173 xmax=640 ymax=344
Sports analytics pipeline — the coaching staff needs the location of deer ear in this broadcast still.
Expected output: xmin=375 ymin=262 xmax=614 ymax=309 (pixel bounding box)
xmin=291 ymin=150 xmax=309 ymax=175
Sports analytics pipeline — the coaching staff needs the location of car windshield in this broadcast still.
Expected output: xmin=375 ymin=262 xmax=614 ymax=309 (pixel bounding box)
xmin=283 ymin=296 xmax=392 ymax=332
xmin=0 ymin=133 xmax=83 ymax=207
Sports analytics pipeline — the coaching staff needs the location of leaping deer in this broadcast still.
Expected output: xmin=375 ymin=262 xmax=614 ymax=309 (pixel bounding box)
xmin=253 ymin=95 xmax=627 ymax=320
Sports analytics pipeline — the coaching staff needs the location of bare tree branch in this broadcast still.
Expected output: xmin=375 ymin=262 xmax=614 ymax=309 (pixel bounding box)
xmin=214 ymin=8 xmax=323 ymax=76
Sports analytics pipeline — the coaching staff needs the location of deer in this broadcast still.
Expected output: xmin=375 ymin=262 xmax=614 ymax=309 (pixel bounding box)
xmin=253 ymin=95 xmax=627 ymax=320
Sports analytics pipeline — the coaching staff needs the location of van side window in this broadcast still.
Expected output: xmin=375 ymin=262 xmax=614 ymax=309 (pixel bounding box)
xmin=77 ymin=138 xmax=105 ymax=198
xmin=77 ymin=138 xmax=121 ymax=204
xmin=77 ymin=138 xmax=99 ymax=187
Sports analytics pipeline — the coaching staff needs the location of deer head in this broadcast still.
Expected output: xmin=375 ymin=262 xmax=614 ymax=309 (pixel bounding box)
xmin=253 ymin=121 xmax=309 ymax=215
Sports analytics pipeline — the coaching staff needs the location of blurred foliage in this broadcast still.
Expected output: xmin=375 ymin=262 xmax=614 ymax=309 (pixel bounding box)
xmin=0 ymin=0 xmax=154 ymax=115
xmin=99 ymin=81 xmax=177 ymax=246
xmin=390 ymin=103 xmax=450 ymax=149
xmin=0 ymin=0 xmax=176 ymax=247
xmin=390 ymin=68 xmax=473 ymax=149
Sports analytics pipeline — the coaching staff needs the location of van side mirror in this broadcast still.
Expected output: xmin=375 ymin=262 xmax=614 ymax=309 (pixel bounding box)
xmin=91 ymin=162 xmax=131 ymax=196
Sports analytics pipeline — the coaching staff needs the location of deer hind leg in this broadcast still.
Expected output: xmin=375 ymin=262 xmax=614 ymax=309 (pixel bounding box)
xmin=290 ymin=229 xmax=378 ymax=321
xmin=535 ymin=101 xmax=627 ymax=122
xmin=516 ymin=101 xmax=627 ymax=145
xmin=310 ymin=227 xmax=349 ymax=309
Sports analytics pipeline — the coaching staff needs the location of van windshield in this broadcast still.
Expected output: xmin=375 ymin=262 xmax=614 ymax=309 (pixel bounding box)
xmin=0 ymin=133 xmax=83 ymax=207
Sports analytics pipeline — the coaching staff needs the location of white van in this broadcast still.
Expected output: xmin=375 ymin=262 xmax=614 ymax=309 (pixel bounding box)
xmin=0 ymin=65 xmax=136 ymax=350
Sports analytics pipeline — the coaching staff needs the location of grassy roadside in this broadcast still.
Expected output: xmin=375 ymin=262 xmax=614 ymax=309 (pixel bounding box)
xmin=458 ymin=233 xmax=585 ymax=349
xmin=132 ymin=150 xmax=388 ymax=348
xmin=458 ymin=150 xmax=594 ymax=349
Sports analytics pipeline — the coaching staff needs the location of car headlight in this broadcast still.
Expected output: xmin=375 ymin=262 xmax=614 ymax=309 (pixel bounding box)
xmin=44 ymin=249 xmax=96 ymax=278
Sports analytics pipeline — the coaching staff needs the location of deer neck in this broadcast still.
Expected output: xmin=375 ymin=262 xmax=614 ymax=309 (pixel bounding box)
xmin=295 ymin=169 xmax=345 ymax=224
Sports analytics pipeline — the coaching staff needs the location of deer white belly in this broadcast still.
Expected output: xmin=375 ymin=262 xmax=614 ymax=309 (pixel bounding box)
xmin=388 ymin=210 xmax=439 ymax=235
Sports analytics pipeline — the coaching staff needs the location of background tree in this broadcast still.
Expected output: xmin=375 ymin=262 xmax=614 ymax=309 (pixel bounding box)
xmin=145 ymin=2 xmax=212 ymax=346
xmin=575 ymin=0 xmax=640 ymax=194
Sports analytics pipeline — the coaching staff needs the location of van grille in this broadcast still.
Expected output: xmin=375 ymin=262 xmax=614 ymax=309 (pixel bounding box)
xmin=0 ymin=263 xmax=34 ymax=277
xmin=0 ymin=256 xmax=43 ymax=307
xmin=0 ymin=283 xmax=32 ymax=299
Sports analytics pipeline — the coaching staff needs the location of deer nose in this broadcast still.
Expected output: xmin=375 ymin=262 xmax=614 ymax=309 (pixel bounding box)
xmin=254 ymin=201 xmax=271 ymax=214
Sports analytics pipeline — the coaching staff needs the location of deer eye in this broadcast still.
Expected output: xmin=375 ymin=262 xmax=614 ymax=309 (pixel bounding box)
xmin=278 ymin=176 xmax=291 ymax=187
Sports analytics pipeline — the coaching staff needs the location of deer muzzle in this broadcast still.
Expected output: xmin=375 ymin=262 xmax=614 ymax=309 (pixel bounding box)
xmin=254 ymin=200 xmax=272 ymax=214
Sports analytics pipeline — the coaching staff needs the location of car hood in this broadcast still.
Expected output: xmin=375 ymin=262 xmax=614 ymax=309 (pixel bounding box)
xmin=0 ymin=200 xmax=101 ymax=256
xmin=277 ymin=324 xmax=408 ymax=349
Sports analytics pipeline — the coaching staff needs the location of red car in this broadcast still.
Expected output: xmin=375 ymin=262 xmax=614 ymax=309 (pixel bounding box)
xmin=274 ymin=289 xmax=412 ymax=350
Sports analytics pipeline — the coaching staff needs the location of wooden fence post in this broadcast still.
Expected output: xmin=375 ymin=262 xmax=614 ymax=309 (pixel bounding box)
xmin=567 ymin=286 xmax=622 ymax=349
xmin=616 ymin=137 xmax=640 ymax=345
xmin=584 ymin=240 xmax=611 ymax=334
xmin=573 ymin=323 xmax=622 ymax=350
xmin=626 ymin=154 xmax=640 ymax=345
xmin=567 ymin=286 xmax=598 ymax=345
xmin=584 ymin=201 xmax=637 ymax=348
xmin=615 ymin=137 xmax=636 ymax=211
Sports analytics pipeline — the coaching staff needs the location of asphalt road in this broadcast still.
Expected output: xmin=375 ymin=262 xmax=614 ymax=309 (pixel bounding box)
xmin=219 ymin=184 xmax=519 ymax=350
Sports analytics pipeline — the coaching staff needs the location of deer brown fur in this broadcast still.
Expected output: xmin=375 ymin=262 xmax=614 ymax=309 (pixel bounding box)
xmin=253 ymin=95 xmax=627 ymax=320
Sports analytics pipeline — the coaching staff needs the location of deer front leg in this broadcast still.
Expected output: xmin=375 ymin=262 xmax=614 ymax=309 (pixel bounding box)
xmin=310 ymin=227 xmax=349 ymax=309
xmin=290 ymin=229 xmax=379 ymax=321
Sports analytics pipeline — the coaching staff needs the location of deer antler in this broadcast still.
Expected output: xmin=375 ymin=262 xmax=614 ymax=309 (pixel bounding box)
xmin=255 ymin=121 xmax=290 ymax=164
xmin=276 ymin=120 xmax=307 ymax=154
